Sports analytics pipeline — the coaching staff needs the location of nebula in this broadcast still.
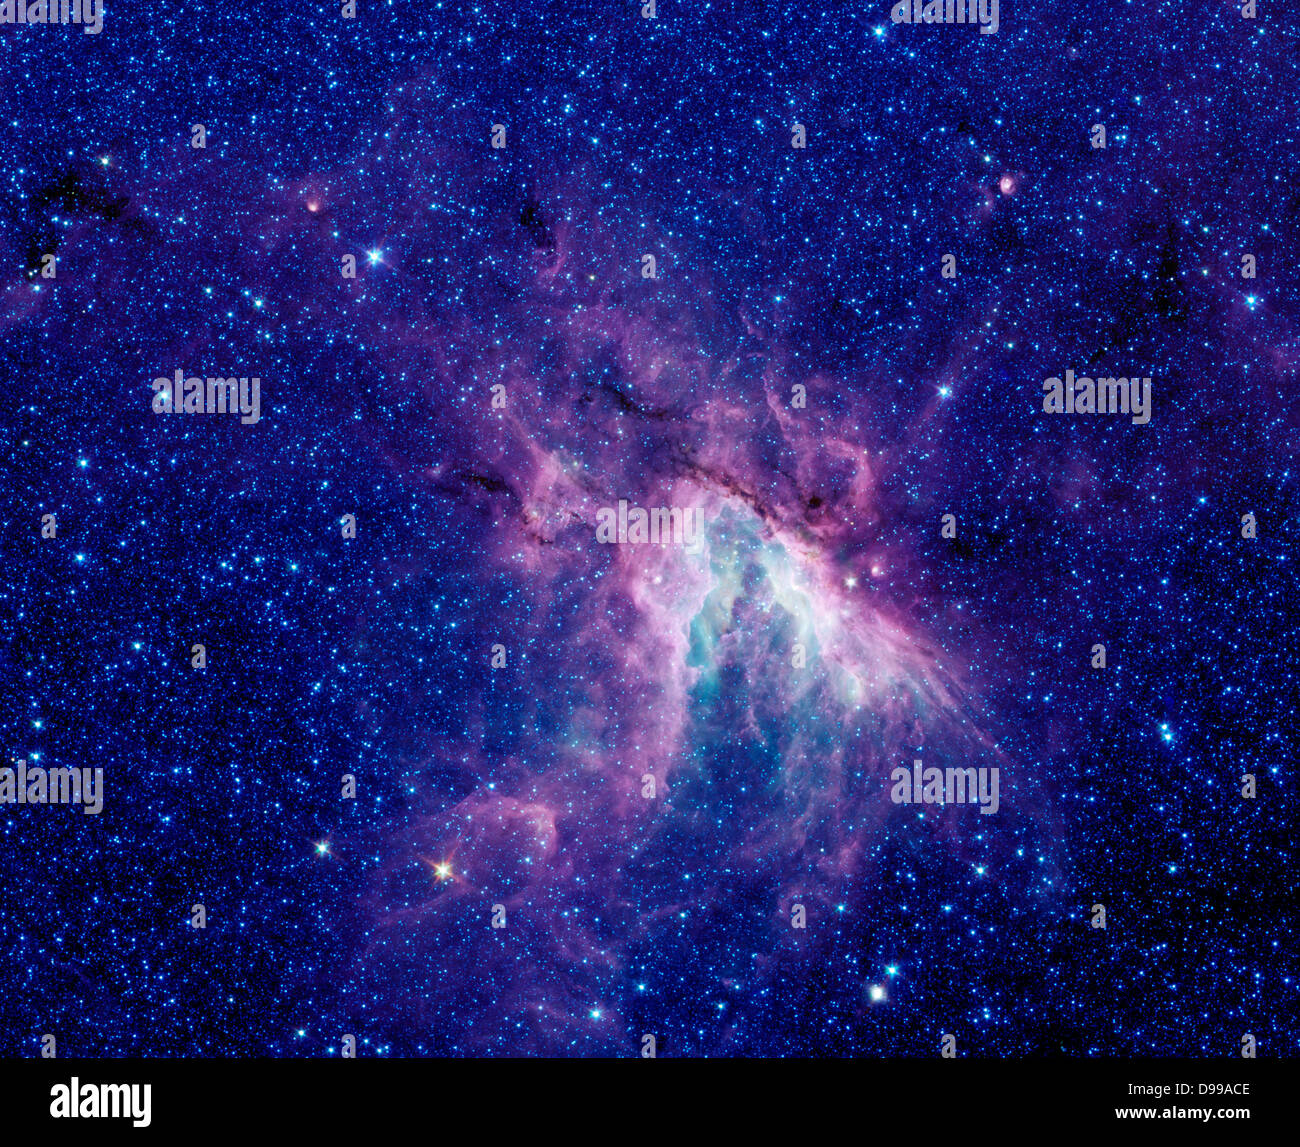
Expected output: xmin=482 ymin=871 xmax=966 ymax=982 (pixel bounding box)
xmin=342 ymin=183 xmax=1043 ymax=1054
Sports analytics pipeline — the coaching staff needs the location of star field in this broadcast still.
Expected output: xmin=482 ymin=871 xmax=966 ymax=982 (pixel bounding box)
xmin=0 ymin=2 xmax=1296 ymax=1058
